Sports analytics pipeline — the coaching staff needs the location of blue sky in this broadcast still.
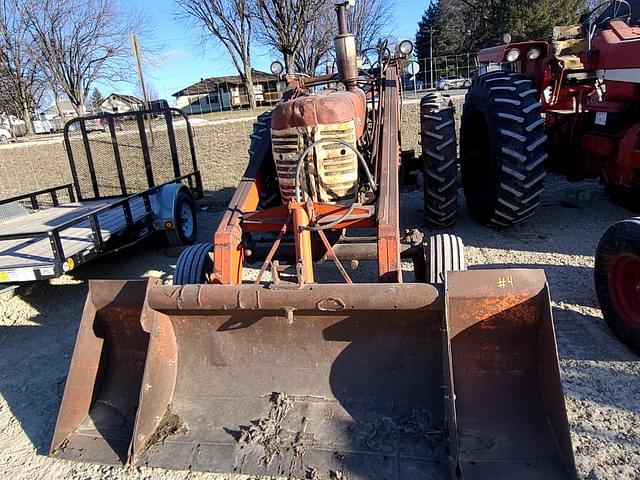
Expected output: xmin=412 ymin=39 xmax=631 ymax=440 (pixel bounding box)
xmin=103 ymin=0 xmax=428 ymax=103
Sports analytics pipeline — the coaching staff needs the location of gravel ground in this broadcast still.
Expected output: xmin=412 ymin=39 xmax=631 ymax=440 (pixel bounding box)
xmin=0 ymin=106 xmax=639 ymax=479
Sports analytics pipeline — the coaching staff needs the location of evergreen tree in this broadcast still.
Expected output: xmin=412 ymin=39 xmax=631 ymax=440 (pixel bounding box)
xmin=90 ymin=87 xmax=103 ymax=110
xmin=416 ymin=0 xmax=588 ymax=58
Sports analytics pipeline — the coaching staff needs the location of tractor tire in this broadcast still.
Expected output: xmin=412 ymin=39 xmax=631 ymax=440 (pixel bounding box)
xmin=248 ymin=110 xmax=272 ymax=159
xmin=166 ymin=191 xmax=197 ymax=246
xmin=460 ymin=71 xmax=547 ymax=227
xmin=420 ymin=93 xmax=458 ymax=228
xmin=595 ymin=218 xmax=640 ymax=354
xmin=426 ymin=233 xmax=466 ymax=284
xmin=174 ymin=242 xmax=213 ymax=285
xmin=605 ymin=184 xmax=640 ymax=213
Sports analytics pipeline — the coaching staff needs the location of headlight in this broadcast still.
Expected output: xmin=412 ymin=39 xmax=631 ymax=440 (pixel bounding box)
xmin=270 ymin=60 xmax=284 ymax=76
xmin=527 ymin=47 xmax=542 ymax=60
xmin=505 ymin=48 xmax=520 ymax=63
xmin=398 ymin=40 xmax=413 ymax=56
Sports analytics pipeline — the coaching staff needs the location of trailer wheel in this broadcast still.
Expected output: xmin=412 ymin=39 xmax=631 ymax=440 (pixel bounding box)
xmin=595 ymin=218 xmax=640 ymax=354
xmin=420 ymin=93 xmax=458 ymax=228
xmin=426 ymin=233 xmax=466 ymax=284
xmin=460 ymin=71 xmax=547 ymax=227
xmin=174 ymin=242 xmax=213 ymax=285
xmin=166 ymin=191 xmax=197 ymax=246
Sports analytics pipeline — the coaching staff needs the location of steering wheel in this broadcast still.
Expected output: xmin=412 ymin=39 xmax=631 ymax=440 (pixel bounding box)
xmin=582 ymin=0 xmax=632 ymax=30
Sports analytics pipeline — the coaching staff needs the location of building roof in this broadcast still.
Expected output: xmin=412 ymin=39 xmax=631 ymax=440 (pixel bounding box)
xmin=43 ymin=99 xmax=78 ymax=116
xmin=103 ymin=93 xmax=144 ymax=105
xmin=172 ymin=69 xmax=278 ymax=97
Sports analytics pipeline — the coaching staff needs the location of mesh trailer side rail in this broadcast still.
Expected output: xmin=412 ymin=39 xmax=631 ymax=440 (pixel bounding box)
xmin=0 ymin=173 xmax=199 ymax=279
xmin=63 ymin=108 xmax=202 ymax=202
xmin=0 ymin=183 xmax=76 ymax=210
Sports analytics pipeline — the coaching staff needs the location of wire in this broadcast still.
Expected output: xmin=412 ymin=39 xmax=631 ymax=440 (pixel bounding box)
xmin=294 ymin=137 xmax=376 ymax=203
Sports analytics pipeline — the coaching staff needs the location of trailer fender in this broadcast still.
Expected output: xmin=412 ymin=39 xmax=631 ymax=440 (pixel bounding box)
xmin=151 ymin=183 xmax=194 ymax=230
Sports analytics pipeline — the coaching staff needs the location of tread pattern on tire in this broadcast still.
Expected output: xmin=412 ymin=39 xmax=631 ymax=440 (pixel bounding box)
xmin=174 ymin=242 xmax=213 ymax=285
xmin=428 ymin=233 xmax=466 ymax=284
xmin=594 ymin=218 xmax=640 ymax=353
xmin=421 ymin=93 xmax=459 ymax=228
xmin=461 ymin=71 xmax=547 ymax=227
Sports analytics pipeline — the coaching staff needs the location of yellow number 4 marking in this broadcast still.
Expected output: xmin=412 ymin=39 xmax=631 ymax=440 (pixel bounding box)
xmin=497 ymin=275 xmax=514 ymax=288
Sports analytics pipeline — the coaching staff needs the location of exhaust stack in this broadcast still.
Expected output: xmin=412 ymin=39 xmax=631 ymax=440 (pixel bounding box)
xmin=334 ymin=1 xmax=358 ymax=88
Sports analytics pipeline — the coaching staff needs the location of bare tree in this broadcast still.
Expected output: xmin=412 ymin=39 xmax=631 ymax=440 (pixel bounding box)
xmin=348 ymin=0 xmax=393 ymax=52
xmin=253 ymin=0 xmax=322 ymax=74
xmin=0 ymin=0 xmax=45 ymax=133
xmin=294 ymin=1 xmax=334 ymax=75
xmin=22 ymin=0 xmax=145 ymax=114
xmin=147 ymin=82 xmax=160 ymax=101
xmin=177 ymin=0 xmax=257 ymax=109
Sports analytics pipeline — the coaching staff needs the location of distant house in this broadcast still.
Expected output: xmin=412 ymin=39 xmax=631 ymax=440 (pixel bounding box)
xmin=100 ymin=93 xmax=145 ymax=113
xmin=173 ymin=69 xmax=282 ymax=114
xmin=43 ymin=99 xmax=77 ymax=118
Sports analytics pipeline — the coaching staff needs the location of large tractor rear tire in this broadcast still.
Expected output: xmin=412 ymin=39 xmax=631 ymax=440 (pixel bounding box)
xmin=420 ymin=93 xmax=458 ymax=228
xmin=460 ymin=71 xmax=547 ymax=227
xmin=595 ymin=218 xmax=640 ymax=354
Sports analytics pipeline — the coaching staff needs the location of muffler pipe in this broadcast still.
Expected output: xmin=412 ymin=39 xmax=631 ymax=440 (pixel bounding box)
xmin=334 ymin=1 xmax=358 ymax=88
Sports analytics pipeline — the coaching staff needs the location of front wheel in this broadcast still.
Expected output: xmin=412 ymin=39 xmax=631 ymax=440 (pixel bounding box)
xmin=595 ymin=218 xmax=640 ymax=354
xmin=0 ymin=135 xmax=8 ymax=144
xmin=419 ymin=234 xmax=466 ymax=284
xmin=166 ymin=191 xmax=197 ymax=246
xmin=174 ymin=243 xmax=213 ymax=285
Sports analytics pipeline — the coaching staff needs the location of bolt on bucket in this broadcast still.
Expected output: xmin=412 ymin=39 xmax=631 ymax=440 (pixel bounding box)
xmin=50 ymin=270 xmax=575 ymax=479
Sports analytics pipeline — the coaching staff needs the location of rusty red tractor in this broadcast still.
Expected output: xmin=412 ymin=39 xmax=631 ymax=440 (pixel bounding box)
xmin=421 ymin=0 xmax=640 ymax=229
xmin=49 ymin=1 xmax=577 ymax=479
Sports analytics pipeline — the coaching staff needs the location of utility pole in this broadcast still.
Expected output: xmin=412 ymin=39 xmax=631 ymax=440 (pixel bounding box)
xmin=428 ymin=27 xmax=438 ymax=90
xmin=130 ymin=32 xmax=153 ymax=143
xmin=130 ymin=33 xmax=149 ymax=109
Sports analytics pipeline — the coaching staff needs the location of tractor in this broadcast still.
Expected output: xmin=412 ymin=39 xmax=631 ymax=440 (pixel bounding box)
xmin=49 ymin=1 xmax=577 ymax=478
xmin=422 ymin=0 xmax=640 ymax=228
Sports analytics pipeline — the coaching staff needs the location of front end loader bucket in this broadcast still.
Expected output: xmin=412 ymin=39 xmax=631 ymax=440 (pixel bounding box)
xmin=50 ymin=279 xmax=159 ymax=464
xmin=51 ymin=270 xmax=575 ymax=479
xmin=445 ymin=270 xmax=575 ymax=479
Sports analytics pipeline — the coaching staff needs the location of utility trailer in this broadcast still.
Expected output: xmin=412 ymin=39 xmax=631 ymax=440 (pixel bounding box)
xmin=0 ymin=108 xmax=203 ymax=286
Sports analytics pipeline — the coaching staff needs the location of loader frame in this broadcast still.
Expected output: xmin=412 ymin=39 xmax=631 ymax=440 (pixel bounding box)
xmin=212 ymin=66 xmax=408 ymax=285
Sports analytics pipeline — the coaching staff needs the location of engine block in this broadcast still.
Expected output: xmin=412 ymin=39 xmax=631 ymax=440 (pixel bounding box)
xmin=270 ymin=89 xmax=366 ymax=204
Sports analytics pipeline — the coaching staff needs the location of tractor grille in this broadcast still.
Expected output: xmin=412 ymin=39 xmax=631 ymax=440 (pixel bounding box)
xmin=271 ymin=120 xmax=358 ymax=204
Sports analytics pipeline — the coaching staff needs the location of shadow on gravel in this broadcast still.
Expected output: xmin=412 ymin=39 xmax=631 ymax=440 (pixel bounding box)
xmin=0 ymin=283 xmax=86 ymax=455
xmin=0 ymin=191 xmax=229 ymax=456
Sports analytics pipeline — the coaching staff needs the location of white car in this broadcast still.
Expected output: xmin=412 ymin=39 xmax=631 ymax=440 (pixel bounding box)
xmin=0 ymin=127 xmax=11 ymax=144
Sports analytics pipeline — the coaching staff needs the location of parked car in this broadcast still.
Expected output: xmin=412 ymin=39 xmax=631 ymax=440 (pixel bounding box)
xmin=437 ymin=77 xmax=472 ymax=90
xmin=0 ymin=127 xmax=11 ymax=144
